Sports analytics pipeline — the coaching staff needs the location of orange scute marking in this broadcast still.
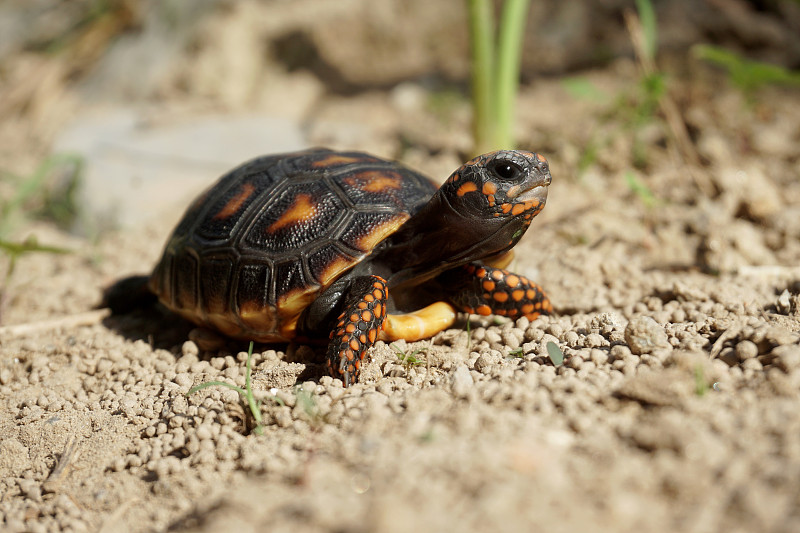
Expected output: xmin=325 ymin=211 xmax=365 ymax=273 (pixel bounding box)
xmin=374 ymin=302 xmax=383 ymax=317
xmin=522 ymin=303 xmax=534 ymax=314
xmin=493 ymin=292 xmax=509 ymax=303
xmin=316 ymin=255 xmax=355 ymax=286
xmin=456 ymin=181 xmax=478 ymax=197
xmin=214 ymin=183 xmax=255 ymax=220
xmin=512 ymin=289 xmax=525 ymax=301
xmin=511 ymin=204 xmax=525 ymax=216
xmin=368 ymin=329 xmax=377 ymax=342
xmin=361 ymin=310 xmax=373 ymax=322
xmin=491 ymin=270 xmax=504 ymax=281
xmin=501 ymin=203 xmax=512 ymax=214
xmin=349 ymin=339 xmax=360 ymax=351
xmin=267 ymin=193 xmax=317 ymax=233
xmin=482 ymin=182 xmax=497 ymax=195
xmin=506 ymin=275 xmax=520 ymax=287
xmin=311 ymin=154 xmax=365 ymax=168
xmin=476 ymin=304 xmax=492 ymax=315
xmin=354 ymin=214 xmax=409 ymax=252
xmin=346 ymin=323 xmax=356 ymax=333
xmin=482 ymin=280 xmax=496 ymax=292
xmin=344 ymin=170 xmax=403 ymax=192
xmin=358 ymin=302 xmax=368 ymax=309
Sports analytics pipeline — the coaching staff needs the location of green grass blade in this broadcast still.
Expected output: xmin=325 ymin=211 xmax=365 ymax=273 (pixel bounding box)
xmin=495 ymin=0 xmax=531 ymax=150
xmin=244 ymin=342 xmax=262 ymax=428
xmin=634 ymin=0 xmax=657 ymax=62
xmin=186 ymin=381 xmax=246 ymax=397
xmin=467 ymin=0 xmax=497 ymax=154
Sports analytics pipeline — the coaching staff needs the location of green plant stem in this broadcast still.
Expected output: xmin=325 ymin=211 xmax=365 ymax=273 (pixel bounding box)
xmin=495 ymin=0 xmax=531 ymax=150
xmin=467 ymin=0 xmax=496 ymax=154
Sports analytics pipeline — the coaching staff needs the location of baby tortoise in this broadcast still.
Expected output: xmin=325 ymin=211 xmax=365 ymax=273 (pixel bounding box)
xmin=104 ymin=148 xmax=553 ymax=386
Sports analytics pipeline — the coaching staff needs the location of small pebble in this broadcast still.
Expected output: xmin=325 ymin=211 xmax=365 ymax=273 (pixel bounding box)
xmin=625 ymin=316 xmax=670 ymax=355
xmin=451 ymin=364 xmax=474 ymax=398
xmin=735 ymin=340 xmax=758 ymax=361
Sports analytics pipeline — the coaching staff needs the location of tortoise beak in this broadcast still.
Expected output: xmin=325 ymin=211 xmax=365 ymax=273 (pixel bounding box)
xmin=507 ymin=169 xmax=551 ymax=205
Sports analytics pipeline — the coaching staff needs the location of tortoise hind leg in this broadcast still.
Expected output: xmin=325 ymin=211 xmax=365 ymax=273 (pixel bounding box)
xmin=100 ymin=275 xmax=157 ymax=314
xmin=442 ymin=262 xmax=552 ymax=320
xmin=326 ymin=275 xmax=389 ymax=387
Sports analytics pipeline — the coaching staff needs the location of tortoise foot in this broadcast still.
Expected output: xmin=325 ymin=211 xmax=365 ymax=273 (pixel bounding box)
xmin=326 ymin=275 xmax=388 ymax=387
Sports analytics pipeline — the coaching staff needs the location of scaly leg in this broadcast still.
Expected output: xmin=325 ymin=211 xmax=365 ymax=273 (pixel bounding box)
xmin=326 ymin=275 xmax=389 ymax=387
xmin=444 ymin=262 xmax=552 ymax=320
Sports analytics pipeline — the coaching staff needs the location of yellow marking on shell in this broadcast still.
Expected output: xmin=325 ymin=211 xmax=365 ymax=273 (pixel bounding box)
xmin=379 ymin=302 xmax=457 ymax=342
xmin=317 ymin=255 xmax=356 ymax=287
xmin=238 ymin=299 xmax=278 ymax=332
xmin=352 ymin=213 xmax=410 ymax=252
xmin=279 ymin=316 xmax=300 ymax=339
xmin=344 ymin=170 xmax=402 ymax=192
xmin=268 ymin=193 xmax=317 ymax=233
xmin=214 ymin=183 xmax=256 ymax=220
xmin=276 ymin=286 xmax=318 ymax=318
xmin=456 ymin=181 xmax=478 ymax=197
xmin=311 ymin=154 xmax=365 ymax=168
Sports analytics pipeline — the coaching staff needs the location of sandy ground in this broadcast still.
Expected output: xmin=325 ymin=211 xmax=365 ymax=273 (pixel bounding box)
xmin=2 ymin=2 xmax=800 ymax=532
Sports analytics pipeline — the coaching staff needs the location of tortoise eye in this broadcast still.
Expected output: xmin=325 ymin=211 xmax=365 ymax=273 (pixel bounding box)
xmin=488 ymin=160 xmax=523 ymax=181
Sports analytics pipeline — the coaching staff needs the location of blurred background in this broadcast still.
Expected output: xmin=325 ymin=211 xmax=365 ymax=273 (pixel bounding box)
xmin=1 ymin=0 xmax=798 ymax=231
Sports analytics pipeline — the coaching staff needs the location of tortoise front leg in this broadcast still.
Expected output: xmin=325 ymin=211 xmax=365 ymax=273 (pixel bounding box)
xmin=443 ymin=262 xmax=552 ymax=320
xmin=326 ymin=275 xmax=388 ymax=387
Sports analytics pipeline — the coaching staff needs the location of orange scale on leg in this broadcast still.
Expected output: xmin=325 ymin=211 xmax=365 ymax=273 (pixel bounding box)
xmin=493 ymin=292 xmax=509 ymax=303
xmin=476 ymin=304 xmax=492 ymax=315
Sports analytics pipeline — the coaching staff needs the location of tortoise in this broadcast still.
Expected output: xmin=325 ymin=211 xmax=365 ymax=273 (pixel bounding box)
xmin=104 ymin=148 xmax=553 ymax=386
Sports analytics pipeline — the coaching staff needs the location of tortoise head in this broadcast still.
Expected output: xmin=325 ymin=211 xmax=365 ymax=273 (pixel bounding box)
xmin=438 ymin=150 xmax=551 ymax=255
xmin=444 ymin=150 xmax=550 ymax=221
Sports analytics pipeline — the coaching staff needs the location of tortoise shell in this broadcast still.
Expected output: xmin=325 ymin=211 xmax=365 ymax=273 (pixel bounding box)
xmin=149 ymin=148 xmax=438 ymax=342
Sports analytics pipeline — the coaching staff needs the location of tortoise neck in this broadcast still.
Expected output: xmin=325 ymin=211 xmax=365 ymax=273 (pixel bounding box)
xmin=373 ymin=190 xmax=522 ymax=289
